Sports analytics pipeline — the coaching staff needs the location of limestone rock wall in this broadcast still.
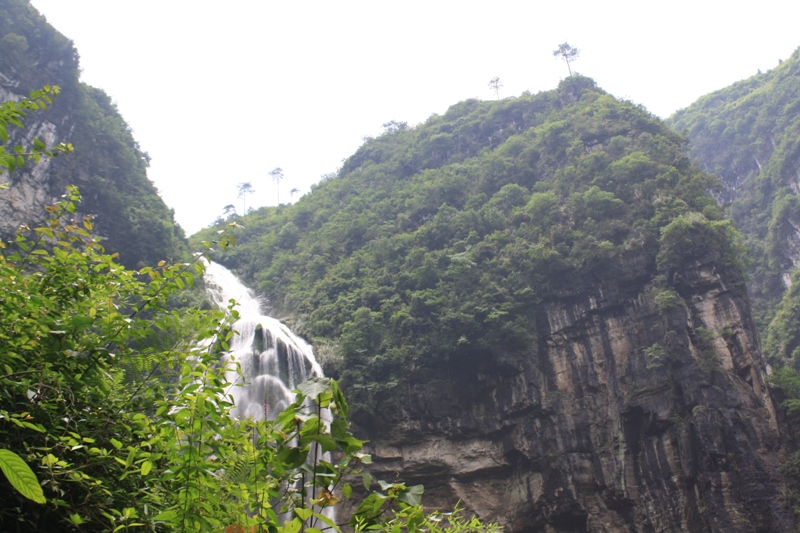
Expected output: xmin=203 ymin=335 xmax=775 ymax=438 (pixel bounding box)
xmin=361 ymin=258 xmax=792 ymax=532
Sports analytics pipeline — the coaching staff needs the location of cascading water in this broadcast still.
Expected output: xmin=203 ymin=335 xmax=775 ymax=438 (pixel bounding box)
xmin=203 ymin=262 xmax=336 ymax=520
xmin=203 ymin=261 xmax=337 ymax=523
xmin=202 ymin=260 xmax=324 ymax=420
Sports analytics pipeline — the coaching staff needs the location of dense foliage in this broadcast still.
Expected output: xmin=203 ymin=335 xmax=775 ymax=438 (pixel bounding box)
xmin=0 ymin=185 xmax=496 ymax=532
xmin=669 ymin=47 xmax=800 ymax=334
xmin=0 ymin=0 xmax=187 ymax=267
xmin=0 ymin=67 xmax=499 ymax=529
xmin=195 ymin=76 xmax=742 ymax=420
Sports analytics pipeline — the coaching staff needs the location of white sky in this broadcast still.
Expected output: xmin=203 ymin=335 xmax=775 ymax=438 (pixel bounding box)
xmin=28 ymin=0 xmax=800 ymax=235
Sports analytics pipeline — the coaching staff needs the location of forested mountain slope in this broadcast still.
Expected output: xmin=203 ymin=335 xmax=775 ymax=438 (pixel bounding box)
xmin=201 ymin=76 xmax=730 ymax=371
xmin=669 ymin=48 xmax=800 ymax=347
xmin=0 ymin=0 xmax=186 ymax=267
xmin=197 ymin=77 xmax=791 ymax=531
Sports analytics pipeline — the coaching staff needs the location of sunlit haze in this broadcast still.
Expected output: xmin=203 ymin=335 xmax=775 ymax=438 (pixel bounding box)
xmin=29 ymin=0 xmax=800 ymax=235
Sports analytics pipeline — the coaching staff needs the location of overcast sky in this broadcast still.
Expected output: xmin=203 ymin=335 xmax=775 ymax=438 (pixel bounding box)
xmin=28 ymin=0 xmax=800 ymax=235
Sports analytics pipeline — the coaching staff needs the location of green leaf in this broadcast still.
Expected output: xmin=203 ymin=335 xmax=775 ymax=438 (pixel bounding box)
xmin=152 ymin=510 xmax=179 ymax=522
xmin=140 ymin=460 xmax=152 ymax=476
xmin=397 ymin=484 xmax=424 ymax=506
xmin=331 ymin=379 xmax=349 ymax=418
xmin=296 ymin=377 xmax=333 ymax=400
xmin=68 ymin=513 xmax=85 ymax=526
xmin=356 ymin=452 xmax=372 ymax=464
xmin=0 ymin=449 xmax=45 ymax=504
xmin=20 ymin=421 xmax=45 ymax=433
xmin=378 ymin=479 xmax=397 ymax=491
xmin=350 ymin=493 xmax=386 ymax=526
xmin=294 ymin=508 xmax=312 ymax=521
xmin=281 ymin=517 xmax=303 ymax=533
xmin=303 ymin=434 xmax=337 ymax=452
xmin=342 ymin=483 xmax=352 ymax=498
xmin=276 ymin=446 xmax=308 ymax=469
xmin=312 ymin=511 xmax=338 ymax=531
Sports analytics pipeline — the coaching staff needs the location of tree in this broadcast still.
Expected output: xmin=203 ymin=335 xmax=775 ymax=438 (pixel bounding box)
xmin=270 ymin=167 xmax=284 ymax=204
xmin=237 ymin=181 xmax=255 ymax=214
xmin=222 ymin=203 xmax=237 ymax=218
xmin=290 ymin=187 xmax=300 ymax=199
xmin=488 ymin=77 xmax=502 ymax=100
xmin=553 ymin=42 xmax=580 ymax=76
xmin=382 ymin=120 xmax=408 ymax=134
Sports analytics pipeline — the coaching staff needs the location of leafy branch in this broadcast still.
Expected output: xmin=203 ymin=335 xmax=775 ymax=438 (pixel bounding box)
xmin=0 ymin=85 xmax=73 ymax=180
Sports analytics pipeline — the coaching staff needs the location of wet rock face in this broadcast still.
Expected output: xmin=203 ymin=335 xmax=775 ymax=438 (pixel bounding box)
xmin=362 ymin=259 xmax=792 ymax=532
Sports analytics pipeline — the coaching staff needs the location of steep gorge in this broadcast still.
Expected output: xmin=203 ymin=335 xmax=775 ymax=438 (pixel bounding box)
xmin=3 ymin=2 xmax=795 ymax=528
xmin=199 ymin=76 xmax=794 ymax=530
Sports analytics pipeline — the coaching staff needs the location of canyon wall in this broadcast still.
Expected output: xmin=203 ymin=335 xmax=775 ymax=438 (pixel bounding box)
xmin=361 ymin=255 xmax=791 ymax=532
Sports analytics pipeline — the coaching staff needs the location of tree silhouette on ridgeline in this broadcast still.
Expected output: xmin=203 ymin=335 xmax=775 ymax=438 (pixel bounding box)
xmin=488 ymin=77 xmax=502 ymax=100
xmin=270 ymin=167 xmax=284 ymax=204
xmin=237 ymin=182 xmax=254 ymax=214
xmin=553 ymin=42 xmax=580 ymax=76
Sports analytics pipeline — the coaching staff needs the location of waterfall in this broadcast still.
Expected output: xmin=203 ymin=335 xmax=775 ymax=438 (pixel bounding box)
xmin=203 ymin=261 xmax=337 ymax=524
xmin=202 ymin=260 xmax=324 ymax=420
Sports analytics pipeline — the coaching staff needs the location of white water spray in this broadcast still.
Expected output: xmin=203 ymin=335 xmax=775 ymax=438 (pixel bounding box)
xmin=202 ymin=260 xmax=324 ymax=420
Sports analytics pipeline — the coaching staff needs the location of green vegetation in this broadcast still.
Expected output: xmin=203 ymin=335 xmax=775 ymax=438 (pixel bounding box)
xmin=0 ymin=0 xmax=78 ymax=102
xmin=642 ymin=343 xmax=667 ymax=369
xmin=0 ymin=185 xmax=496 ymax=532
xmin=0 ymin=85 xmax=73 ymax=176
xmin=0 ymin=59 xmax=498 ymax=527
xmin=766 ymin=268 xmax=800 ymax=369
xmin=0 ymin=0 xmax=186 ymax=268
xmin=195 ymin=76 xmax=743 ymax=420
xmin=669 ymin=46 xmax=800 ymax=334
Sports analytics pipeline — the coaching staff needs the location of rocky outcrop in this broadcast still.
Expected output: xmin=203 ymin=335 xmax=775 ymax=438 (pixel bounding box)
xmin=0 ymin=84 xmax=74 ymax=234
xmin=360 ymin=257 xmax=791 ymax=532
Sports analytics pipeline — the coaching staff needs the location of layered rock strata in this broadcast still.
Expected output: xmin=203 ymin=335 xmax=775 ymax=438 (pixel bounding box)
xmin=362 ymin=257 xmax=791 ymax=532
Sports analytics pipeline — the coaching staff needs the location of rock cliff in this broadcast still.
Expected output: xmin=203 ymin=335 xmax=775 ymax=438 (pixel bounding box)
xmin=362 ymin=255 xmax=791 ymax=531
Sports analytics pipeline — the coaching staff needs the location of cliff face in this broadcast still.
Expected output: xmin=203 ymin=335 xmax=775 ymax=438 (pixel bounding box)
xmin=0 ymin=0 xmax=79 ymax=236
xmin=363 ymin=255 xmax=790 ymax=532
